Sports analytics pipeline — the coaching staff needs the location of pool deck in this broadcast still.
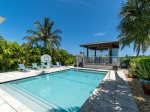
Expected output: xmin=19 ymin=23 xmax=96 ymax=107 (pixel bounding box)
xmin=80 ymin=70 xmax=138 ymax=112
xmin=0 ymin=67 xmax=138 ymax=112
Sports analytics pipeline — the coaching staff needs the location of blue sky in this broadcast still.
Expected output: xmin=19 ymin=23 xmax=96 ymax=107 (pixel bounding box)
xmin=0 ymin=0 xmax=150 ymax=56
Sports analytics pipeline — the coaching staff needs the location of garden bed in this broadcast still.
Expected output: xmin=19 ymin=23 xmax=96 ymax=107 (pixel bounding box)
xmin=123 ymin=70 xmax=150 ymax=112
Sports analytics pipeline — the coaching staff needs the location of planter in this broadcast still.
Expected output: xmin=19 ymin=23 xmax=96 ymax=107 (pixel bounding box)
xmin=140 ymin=79 xmax=150 ymax=95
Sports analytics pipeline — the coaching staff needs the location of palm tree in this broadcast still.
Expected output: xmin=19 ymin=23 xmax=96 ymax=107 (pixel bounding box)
xmin=24 ymin=17 xmax=62 ymax=54
xmin=118 ymin=0 xmax=150 ymax=56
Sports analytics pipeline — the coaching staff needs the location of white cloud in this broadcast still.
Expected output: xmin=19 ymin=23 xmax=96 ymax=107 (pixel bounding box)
xmin=94 ymin=32 xmax=106 ymax=37
xmin=57 ymin=0 xmax=94 ymax=8
xmin=0 ymin=16 xmax=6 ymax=24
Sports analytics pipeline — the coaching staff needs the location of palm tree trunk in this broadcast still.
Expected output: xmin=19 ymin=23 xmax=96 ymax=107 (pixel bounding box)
xmin=43 ymin=41 xmax=47 ymax=54
xmin=43 ymin=47 xmax=45 ymax=54
xmin=136 ymin=48 xmax=140 ymax=57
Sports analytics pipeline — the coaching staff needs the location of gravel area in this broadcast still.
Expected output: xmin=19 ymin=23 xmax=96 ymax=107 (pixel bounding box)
xmin=123 ymin=70 xmax=150 ymax=112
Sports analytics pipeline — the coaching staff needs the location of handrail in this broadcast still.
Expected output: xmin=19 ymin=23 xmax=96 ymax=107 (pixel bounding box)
xmin=83 ymin=56 xmax=120 ymax=65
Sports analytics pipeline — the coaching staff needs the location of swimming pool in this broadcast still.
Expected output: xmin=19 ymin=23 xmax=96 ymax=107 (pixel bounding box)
xmin=2 ymin=69 xmax=106 ymax=112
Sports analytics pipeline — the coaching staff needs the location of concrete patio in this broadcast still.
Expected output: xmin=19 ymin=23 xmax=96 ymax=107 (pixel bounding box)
xmin=80 ymin=70 xmax=138 ymax=112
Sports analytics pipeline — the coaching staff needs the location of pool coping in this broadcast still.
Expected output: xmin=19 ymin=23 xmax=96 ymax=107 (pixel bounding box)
xmin=0 ymin=67 xmax=108 ymax=84
xmin=0 ymin=67 xmax=138 ymax=112
xmin=0 ymin=67 xmax=72 ymax=84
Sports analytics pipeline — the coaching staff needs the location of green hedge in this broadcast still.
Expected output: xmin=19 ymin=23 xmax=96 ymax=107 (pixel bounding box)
xmin=120 ymin=58 xmax=131 ymax=66
xmin=0 ymin=40 xmax=75 ymax=72
xmin=131 ymin=57 xmax=150 ymax=63
xmin=120 ymin=56 xmax=150 ymax=66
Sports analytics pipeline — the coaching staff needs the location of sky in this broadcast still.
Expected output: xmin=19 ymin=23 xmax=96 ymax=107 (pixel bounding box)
xmin=0 ymin=0 xmax=150 ymax=56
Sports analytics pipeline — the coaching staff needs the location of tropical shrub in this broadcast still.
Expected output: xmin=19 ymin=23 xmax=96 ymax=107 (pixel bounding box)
xmin=129 ymin=57 xmax=150 ymax=80
xmin=0 ymin=40 xmax=22 ymax=71
xmin=120 ymin=58 xmax=131 ymax=67
xmin=0 ymin=18 xmax=75 ymax=72
xmin=51 ymin=49 xmax=75 ymax=65
xmin=120 ymin=56 xmax=150 ymax=67
xmin=0 ymin=39 xmax=75 ymax=72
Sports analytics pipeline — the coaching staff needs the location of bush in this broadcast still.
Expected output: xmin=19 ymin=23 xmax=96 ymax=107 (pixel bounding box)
xmin=129 ymin=57 xmax=150 ymax=80
xmin=0 ymin=40 xmax=75 ymax=72
xmin=120 ymin=56 xmax=150 ymax=68
xmin=123 ymin=58 xmax=131 ymax=66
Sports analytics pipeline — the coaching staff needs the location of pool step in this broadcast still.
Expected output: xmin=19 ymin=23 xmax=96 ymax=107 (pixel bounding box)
xmin=0 ymin=84 xmax=59 ymax=112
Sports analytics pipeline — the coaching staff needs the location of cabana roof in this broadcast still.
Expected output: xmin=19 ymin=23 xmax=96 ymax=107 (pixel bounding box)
xmin=80 ymin=41 xmax=119 ymax=50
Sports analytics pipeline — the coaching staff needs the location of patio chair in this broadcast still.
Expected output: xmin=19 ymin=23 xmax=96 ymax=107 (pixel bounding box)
xmin=18 ymin=64 xmax=31 ymax=72
xmin=56 ymin=62 xmax=61 ymax=67
xmin=32 ymin=63 xmax=40 ymax=70
xmin=41 ymin=63 xmax=47 ymax=69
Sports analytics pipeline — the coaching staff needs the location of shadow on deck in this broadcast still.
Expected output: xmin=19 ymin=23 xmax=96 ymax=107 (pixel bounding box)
xmin=80 ymin=71 xmax=138 ymax=112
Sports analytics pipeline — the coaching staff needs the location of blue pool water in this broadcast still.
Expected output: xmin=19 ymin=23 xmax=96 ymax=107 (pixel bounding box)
xmin=7 ymin=69 xmax=106 ymax=111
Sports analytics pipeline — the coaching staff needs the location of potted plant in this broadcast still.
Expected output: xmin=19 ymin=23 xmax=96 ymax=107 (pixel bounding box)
xmin=129 ymin=60 xmax=150 ymax=95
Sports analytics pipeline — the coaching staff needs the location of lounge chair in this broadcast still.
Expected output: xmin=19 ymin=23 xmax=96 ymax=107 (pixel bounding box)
xmin=18 ymin=64 xmax=31 ymax=72
xmin=32 ymin=63 xmax=40 ymax=70
xmin=56 ymin=62 xmax=61 ymax=67
xmin=41 ymin=63 xmax=47 ymax=69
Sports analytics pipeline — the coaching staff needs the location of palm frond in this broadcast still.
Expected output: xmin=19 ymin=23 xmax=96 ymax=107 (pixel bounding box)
xmin=26 ymin=30 xmax=37 ymax=35
xmin=24 ymin=17 xmax=62 ymax=53
xmin=53 ymin=29 xmax=62 ymax=35
xmin=117 ymin=0 xmax=150 ymax=56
